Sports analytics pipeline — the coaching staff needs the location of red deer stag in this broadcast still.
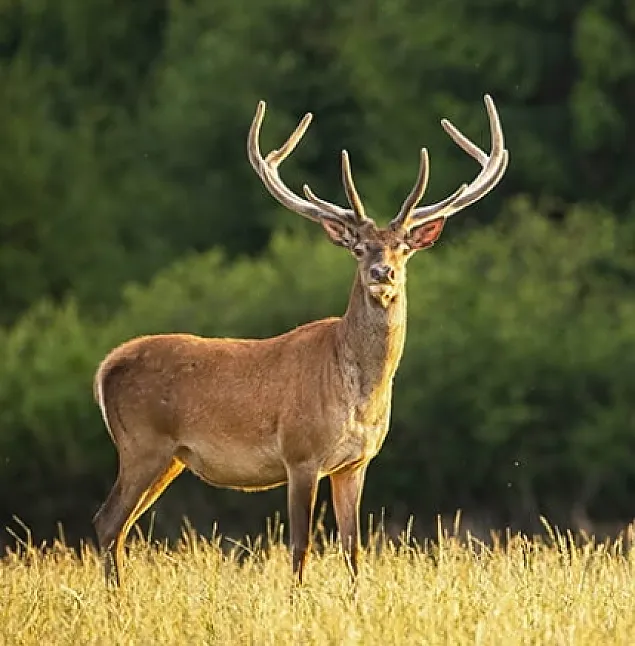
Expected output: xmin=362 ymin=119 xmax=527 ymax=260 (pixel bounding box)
xmin=93 ymin=95 xmax=508 ymax=586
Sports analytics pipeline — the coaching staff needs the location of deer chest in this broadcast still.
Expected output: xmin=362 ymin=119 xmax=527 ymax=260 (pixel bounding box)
xmin=324 ymin=403 xmax=392 ymax=474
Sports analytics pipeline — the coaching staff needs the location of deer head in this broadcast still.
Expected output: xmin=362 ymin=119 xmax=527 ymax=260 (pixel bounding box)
xmin=248 ymin=96 xmax=509 ymax=308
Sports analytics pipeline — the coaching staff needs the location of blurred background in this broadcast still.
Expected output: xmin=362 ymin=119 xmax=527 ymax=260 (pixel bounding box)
xmin=2 ymin=0 xmax=635 ymax=549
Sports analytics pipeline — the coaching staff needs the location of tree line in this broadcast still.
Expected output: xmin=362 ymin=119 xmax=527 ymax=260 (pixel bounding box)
xmin=1 ymin=0 xmax=635 ymax=544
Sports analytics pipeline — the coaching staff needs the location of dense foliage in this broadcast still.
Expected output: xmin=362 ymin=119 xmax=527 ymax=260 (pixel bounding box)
xmin=1 ymin=0 xmax=635 ymax=543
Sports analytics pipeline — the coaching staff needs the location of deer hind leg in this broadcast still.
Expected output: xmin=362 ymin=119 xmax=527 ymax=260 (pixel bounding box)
xmin=120 ymin=457 xmax=185 ymax=542
xmin=114 ymin=457 xmax=185 ymax=571
xmin=93 ymin=450 xmax=182 ymax=587
xmin=330 ymin=464 xmax=367 ymax=579
xmin=287 ymin=468 xmax=319 ymax=584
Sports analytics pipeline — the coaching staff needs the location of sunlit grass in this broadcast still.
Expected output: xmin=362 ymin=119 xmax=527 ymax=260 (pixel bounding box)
xmin=2 ymin=517 xmax=635 ymax=645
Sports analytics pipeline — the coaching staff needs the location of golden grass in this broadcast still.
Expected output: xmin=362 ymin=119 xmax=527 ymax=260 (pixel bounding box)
xmin=2 ymin=518 xmax=635 ymax=646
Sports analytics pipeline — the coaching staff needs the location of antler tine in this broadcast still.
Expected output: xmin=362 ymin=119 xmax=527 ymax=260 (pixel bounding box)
xmin=251 ymin=101 xmax=312 ymax=166
xmin=399 ymin=94 xmax=508 ymax=229
xmin=341 ymin=150 xmax=367 ymax=223
xmin=302 ymin=183 xmax=351 ymax=221
xmin=247 ymin=101 xmax=364 ymax=226
xmin=301 ymin=151 xmax=367 ymax=225
xmin=405 ymin=182 xmax=469 ymax=224
xmin=389 ymin=147 xmax=431 ymax=229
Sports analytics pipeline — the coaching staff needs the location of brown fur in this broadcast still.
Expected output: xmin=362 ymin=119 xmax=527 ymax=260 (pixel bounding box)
xmin=93 ymin=225 xmax=417 ymax=586
xmin=93 ymin=97 xmax=508 ymax=586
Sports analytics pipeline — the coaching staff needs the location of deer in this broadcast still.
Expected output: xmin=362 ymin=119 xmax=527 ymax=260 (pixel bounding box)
xmin=92 ymin=95 xmax=508 ymax=587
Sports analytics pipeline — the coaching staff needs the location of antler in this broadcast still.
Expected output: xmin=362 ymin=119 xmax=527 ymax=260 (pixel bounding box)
xmin=247 ymin=101 xmax=368 ymax=226
xmin=390 ymin=94 xmax=509 ymax=231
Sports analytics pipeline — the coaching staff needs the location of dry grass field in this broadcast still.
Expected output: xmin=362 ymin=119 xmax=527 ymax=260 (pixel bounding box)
xmin=2 ymin=517 xmax=635 ymax=646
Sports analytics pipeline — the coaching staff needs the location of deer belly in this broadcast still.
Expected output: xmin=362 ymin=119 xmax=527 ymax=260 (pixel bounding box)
xmin=176 ymin=439 xmax=287 ymax=491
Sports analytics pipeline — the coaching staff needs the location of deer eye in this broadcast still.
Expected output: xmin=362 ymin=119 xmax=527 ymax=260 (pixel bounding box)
xmin=352 ymin=243 xmax=365 ymax=258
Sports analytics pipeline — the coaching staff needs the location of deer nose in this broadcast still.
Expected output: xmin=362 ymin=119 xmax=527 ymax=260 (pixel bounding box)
xmin=369 ymin=264 xmax=395 ymax=283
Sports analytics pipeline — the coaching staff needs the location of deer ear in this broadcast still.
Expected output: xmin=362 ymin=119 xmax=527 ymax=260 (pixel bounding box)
xmin=320 ymin=219 xmax=357 ymax=249
xmin=406 ymin=216 xmax=446 ymax=250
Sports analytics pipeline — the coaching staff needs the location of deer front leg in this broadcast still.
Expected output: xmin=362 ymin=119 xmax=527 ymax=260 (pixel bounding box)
xmin=330 ymin=464 xmax=367 ymax=578
xmin=287 ymin=468 xmax=319 ymax=584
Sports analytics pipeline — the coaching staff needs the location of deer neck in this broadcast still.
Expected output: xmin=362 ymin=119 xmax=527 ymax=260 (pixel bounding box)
xmin=337 ymin=269 xmax=408 ymax=404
